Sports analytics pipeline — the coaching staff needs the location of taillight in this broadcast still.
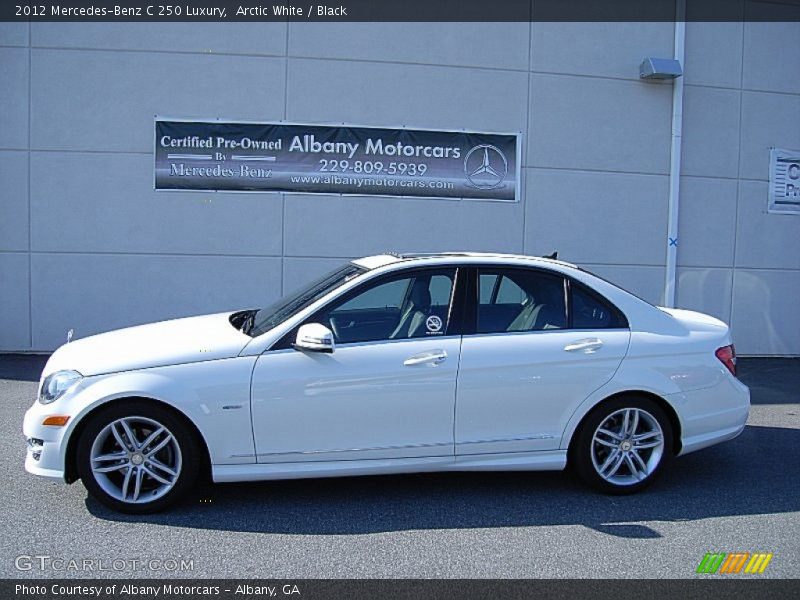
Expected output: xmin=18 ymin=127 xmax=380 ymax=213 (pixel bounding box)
xmin=715 ymin=344 xmax=737 ymax=377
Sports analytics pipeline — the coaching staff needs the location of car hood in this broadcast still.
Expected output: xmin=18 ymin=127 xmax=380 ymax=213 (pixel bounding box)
xmin=43 ymin=312 xmax=252 ymax=378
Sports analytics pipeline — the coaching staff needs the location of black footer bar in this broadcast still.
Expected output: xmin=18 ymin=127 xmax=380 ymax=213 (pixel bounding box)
xmin=3 ymin=579 xmax=800 ymax=600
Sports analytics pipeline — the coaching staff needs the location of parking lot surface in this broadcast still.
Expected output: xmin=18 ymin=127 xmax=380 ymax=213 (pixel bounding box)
xmin=1 ymin=355 xmax=797 ymax=578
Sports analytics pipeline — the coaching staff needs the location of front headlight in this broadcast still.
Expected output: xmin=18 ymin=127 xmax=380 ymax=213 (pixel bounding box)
xmin=39 ymin=370 xmax=83 ymax=405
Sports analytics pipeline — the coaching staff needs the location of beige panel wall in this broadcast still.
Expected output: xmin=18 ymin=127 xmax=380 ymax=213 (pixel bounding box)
xmin=0 ymin=20 xmax=798 ymax=354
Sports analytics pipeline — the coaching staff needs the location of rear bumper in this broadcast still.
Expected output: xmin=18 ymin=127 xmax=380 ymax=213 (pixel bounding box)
xmin=679 ymin=420 xmax=747 ymax=456
xmin=674 ymin=375 xmax=750 ymax=456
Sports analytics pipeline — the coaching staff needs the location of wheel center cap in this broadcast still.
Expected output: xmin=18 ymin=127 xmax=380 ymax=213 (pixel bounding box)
xmin=620 ymin=440 xmax=632 ymax=452
xmin=130 ymin=453 xmax=144 ymax=465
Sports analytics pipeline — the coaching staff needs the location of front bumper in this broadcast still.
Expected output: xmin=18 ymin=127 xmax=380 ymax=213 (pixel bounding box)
xmin=23 ymin=402 xmax=70 ymax=481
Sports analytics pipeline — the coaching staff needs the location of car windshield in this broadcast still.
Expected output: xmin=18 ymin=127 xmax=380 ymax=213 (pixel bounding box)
xmin=248 ymin=263 xmax=366 ymax=337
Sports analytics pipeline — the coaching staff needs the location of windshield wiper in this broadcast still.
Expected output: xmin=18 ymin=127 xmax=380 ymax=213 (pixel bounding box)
xmin=230 ymin=309 xmax=258 ymax=336
xmin=242 ymin=311 xmax=257 ymax=335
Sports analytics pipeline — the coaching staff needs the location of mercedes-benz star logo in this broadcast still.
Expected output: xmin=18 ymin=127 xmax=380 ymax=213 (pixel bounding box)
xmin=464 ymin=144 xmax=508 ymax=190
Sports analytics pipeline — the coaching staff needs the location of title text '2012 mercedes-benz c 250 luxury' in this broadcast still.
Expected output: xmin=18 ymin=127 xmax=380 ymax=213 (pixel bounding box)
xmin=24 ymin=253 xmax=750 ymax=513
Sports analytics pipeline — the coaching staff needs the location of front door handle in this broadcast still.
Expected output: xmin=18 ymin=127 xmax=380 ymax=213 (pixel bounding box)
xmin=404 ymin=350 xmax=448 ymax=366
xmin=564 ymin=338 xmax=603 ymax=353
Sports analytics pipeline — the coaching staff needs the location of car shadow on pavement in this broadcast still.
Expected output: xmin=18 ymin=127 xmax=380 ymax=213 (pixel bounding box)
xmin=88 ymin=423 xmax=800 ymax=538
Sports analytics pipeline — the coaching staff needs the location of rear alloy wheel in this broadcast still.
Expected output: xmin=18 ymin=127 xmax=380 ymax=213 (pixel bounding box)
xmin=572 ymin=397 xmax=673 ymax=494
xmin=77 ymin=402 xmax=199 ymax=513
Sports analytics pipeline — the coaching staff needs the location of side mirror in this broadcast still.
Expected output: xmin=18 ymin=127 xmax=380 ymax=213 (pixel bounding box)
xmin=294 ymin=323 xmax=335 ymax=353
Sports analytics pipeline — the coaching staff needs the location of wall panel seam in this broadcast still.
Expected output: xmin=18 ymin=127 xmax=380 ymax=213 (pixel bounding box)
xmin=281 ymin=22 xmax=290 ymax=296
xmin=523 ymin=165 xmax=670 ymax=178
xmin=685 ymin=82 xmax=800 ymax=98
xmin=26 ymin=20 xmax=32 ymax=349
xmin=287 ymin=54 xmax=528 ymax=74
xmin=729 ymin=21 xmax=746 ymax=327
xmin=28 ymin=45 xmax=287 ymax=59
xmin=522 ymin=16 xmax=532 ymax=254
xmin=14 ymin=250 xmax=285 ymax=258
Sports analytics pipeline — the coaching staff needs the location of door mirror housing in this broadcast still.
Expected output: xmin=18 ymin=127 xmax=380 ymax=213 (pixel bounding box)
xmin=294 ymin=323 xmax=335 ymax=353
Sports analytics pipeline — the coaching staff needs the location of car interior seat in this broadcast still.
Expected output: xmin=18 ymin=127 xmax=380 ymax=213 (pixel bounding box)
xmin=390 ymin=279 xmax=432 ymax=339
xmin=507 ymin=280 xmax=565 ymax=331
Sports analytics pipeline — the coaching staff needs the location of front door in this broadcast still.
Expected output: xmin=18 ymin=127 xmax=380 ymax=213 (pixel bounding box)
xmin=251 ymin=267 xmax=462 ymax=463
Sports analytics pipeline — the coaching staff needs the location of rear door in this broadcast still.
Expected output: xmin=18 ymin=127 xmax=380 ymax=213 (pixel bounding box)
xmin=455 ymin=267 xmax=631 ymax=455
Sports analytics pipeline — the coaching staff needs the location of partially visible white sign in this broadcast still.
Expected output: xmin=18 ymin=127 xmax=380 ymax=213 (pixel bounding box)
xmin=769 ymin=148 xmax=800 ymax=214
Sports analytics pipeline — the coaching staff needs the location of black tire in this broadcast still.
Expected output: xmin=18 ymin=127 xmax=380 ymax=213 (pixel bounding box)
xmin=570 ymin=395 xmax=674 ymax=495
xmin=77 ymin=400 xmax=200 ymax=513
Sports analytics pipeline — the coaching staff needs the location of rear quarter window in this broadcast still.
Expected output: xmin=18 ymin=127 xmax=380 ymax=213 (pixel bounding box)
xmin=570 ymin=281 xmax=628 ymax=329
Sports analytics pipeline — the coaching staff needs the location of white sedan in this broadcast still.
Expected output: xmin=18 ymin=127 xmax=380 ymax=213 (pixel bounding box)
xmin=24 ymin=253 xmax=750 ymax=513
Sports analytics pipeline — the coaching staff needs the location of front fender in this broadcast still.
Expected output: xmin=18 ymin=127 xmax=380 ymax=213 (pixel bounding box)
xmin=30 ymin=357 xmax=258 ymax=477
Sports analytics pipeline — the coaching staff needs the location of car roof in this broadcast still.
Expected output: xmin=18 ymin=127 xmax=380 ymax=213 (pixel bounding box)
xmin=351 ymin=252 xmax=578 ymax=271
xmin=344 ymin=252 xmax=681 ymax=337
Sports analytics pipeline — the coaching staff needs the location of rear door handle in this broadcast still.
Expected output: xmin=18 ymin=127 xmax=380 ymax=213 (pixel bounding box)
xmin=564 ymin=338 xmax=603 ymax=353
xmin=404 ymin=350 xmax=448 ymax=366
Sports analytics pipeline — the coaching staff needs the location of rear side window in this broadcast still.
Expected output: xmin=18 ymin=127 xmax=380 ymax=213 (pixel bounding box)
xmin=570 ymin=281 xmax=628 ymax=329
xmin=477 ymin=268 xmax=567 ymax=334
xmin=496 ymin=277 xmax=527 ymax=304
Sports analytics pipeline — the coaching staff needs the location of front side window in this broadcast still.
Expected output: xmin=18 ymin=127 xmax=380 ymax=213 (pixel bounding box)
xmin=316 ymin=269 xmax=456 ymax=344
xmin=477 ymin=268 xmax=567 ymax=334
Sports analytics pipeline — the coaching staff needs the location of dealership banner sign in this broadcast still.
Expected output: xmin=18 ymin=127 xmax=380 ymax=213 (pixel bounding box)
xmin=155 ymin=120 xmax=519 ymax=201
xmin=768 ymin=148 xmax=800 ymax=215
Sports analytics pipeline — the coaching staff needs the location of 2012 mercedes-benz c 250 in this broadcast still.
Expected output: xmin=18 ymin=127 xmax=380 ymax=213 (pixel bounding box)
xmin=24 ymin=253 xmax=750 ymax=513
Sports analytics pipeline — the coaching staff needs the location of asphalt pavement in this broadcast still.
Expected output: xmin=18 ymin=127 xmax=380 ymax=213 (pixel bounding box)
xmin=0 ymin=355 xmax=797 ymax=579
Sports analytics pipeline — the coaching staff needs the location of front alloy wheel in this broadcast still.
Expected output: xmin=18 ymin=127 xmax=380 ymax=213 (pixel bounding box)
xmin=572 ymin=396 xmax=673 ymax=494
xmin=90 ymin=416 xmax=182 ymax=504
xmin=77 ymin=402 xmax=199 ymax=513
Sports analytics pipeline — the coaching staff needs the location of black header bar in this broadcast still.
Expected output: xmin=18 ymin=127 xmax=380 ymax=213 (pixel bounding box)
xmin=2 ymin=0 xmax=800 ymax=22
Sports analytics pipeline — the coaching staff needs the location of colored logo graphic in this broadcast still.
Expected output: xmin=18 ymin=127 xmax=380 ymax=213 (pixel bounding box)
xmin=696 ymin=552 xmax=773 ymax=574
